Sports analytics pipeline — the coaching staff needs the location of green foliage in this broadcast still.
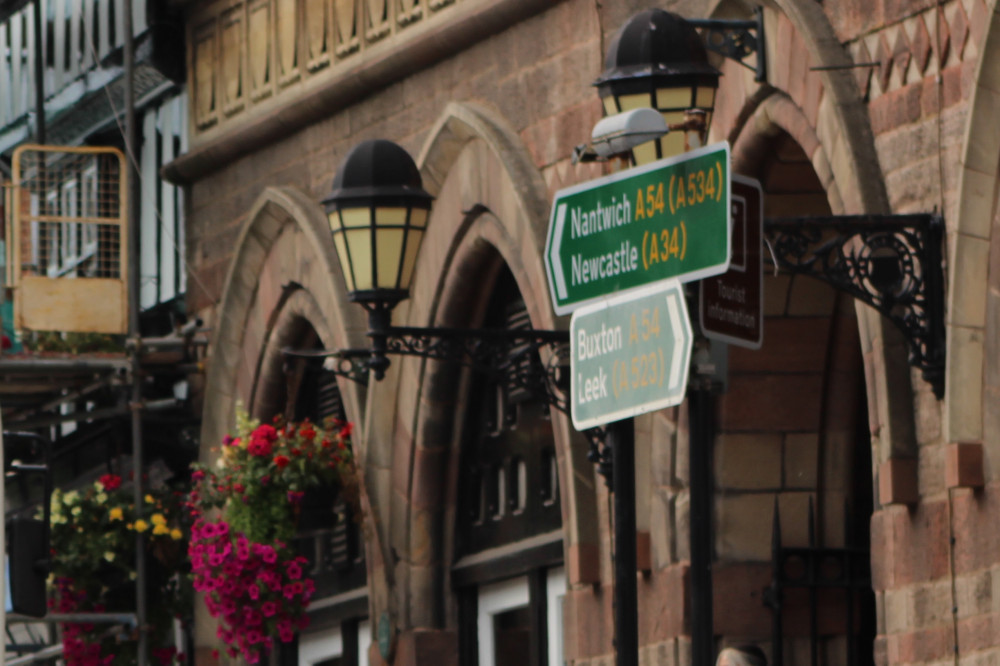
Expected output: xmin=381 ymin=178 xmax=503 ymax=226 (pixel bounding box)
xmin=190 ymin=406 xmax=358 ymax=545
xmin=23 ymin=331 xmax=127 ymax=354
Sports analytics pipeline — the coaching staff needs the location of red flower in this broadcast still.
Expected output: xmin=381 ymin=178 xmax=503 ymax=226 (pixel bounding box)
xmin=273 ymin=455 xmax=290 ymax=469
xmin=339 ymin=423 xmax=354 ymax=438
xmin=300 ymin=426 xmax=316 ymax=441
xmin=252 ymin=424 xmax=278 ymax=443
xmin=321 ymin=439 xmax=331 ymax=449
xmin=290 ymin=448 xmax=301 ymax=457
xmin=99 ymin=474 xmax=122 ymax=490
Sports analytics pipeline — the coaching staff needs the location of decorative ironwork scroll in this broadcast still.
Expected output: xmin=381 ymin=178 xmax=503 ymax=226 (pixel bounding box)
xmin=764 ymin=213 xmax=945 ymax=398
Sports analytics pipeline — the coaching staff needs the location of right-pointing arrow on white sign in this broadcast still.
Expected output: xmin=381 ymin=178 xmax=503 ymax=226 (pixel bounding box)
xmin=666 ymin=290 xmax=686 ymax=391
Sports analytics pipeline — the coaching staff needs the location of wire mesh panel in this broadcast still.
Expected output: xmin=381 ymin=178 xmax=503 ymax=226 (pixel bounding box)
xmin=7 ymin=145 xmax=128 ymax=334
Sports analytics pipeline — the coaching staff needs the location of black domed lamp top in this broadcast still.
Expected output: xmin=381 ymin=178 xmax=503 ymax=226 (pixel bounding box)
xmin=324 ymin=139 xmax=433 ymax=209
xmin=323 ymin=139 xmax=434 ymax=306
xmin=595 ymin=9 xmax=720 ymax=97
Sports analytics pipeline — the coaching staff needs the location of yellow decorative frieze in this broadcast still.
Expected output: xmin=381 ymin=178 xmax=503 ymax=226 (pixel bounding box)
xmin=188 ymin=0 xmax=459 ymax=137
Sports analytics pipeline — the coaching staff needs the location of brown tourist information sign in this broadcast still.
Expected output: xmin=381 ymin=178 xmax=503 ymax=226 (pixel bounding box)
xmin=699 ymin=175 xmax=764 ymax=349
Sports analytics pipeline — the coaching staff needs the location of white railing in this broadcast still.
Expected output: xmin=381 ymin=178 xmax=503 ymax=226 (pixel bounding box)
xmin=0 ymin=0 xmax=149 ymax=129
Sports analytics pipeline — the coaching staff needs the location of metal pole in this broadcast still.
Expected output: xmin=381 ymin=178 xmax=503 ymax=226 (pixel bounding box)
xmin=122 ymin=2 xmax=147 ymax=665
xmin=689 ymin=388 xmax=715 ymax=666
xmin=31 ymin=0 xmax=44 ymax=145
xmin=609 ymin=420 xmax=638 ymax=666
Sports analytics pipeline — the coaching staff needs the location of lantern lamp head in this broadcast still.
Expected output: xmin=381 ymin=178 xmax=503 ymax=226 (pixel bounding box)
xmin=594 ymin=9 xmax=720 ymax=161
xmin=322 ymin=139 xmax=434 ymax=308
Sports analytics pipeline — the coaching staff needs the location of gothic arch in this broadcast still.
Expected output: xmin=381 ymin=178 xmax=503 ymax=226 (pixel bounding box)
xmin=364 ymin=101 xmax=599 ymax=633
xmin=948 ymin=0 xmax=1000 ymax=448
xmin=712 ymin=0 xmax=916 ymax=467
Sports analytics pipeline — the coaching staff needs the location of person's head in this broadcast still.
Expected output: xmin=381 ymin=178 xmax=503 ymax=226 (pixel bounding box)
xmin=716 ymin=645 xmax=767 ymax=666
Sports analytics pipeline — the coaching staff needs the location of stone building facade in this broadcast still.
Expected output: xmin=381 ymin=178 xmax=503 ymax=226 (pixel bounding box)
xmin=163 ymin=0 xmax=1000 ymax=664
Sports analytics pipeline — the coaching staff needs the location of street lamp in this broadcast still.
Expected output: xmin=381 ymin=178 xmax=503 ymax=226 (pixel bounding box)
xmin=315 ymin=139 xmax=569 ymax=405
xmin=594 ymin=8 xmax=720 ymax=162
xmin=322 ymin=139 xmax=435 ymax=380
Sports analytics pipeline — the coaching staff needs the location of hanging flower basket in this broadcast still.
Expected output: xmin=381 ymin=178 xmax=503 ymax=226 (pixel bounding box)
xmin=187 ymin=409 xmax=358 ymax=664
xmin=47 ymin=474 xmax=190 ymax=666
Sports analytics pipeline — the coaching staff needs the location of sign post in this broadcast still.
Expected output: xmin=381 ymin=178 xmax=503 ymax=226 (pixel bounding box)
xmin=699 ymin=175 xmax=764 ymax=349
xmin=570 ymin=280 xmax=693 ymax=430
xmin=545 ymin=142 xmax=731 ymax=315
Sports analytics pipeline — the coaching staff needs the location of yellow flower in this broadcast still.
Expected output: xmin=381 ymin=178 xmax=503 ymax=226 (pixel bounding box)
xmin=152 ymin=524 xmax=170 ymax=536
xmin=104 ymin=552 xmax=115 ymax=562
xmin=109 ymin=507 xmax=124 ymax=521
xmin=71 ymin=506 xmax=82 ymax=517
xmin=169 ymin=528 xmax=183 ymax=541
xmin=133 ymin=519 xmax=149 ymax=533
xmin=96 ymin=492 xmax=108 ymax=504
xmin=151 ymin=513 xmax=167 ymax=526
xmin=144 ymin=494 xmax=155 ymax=504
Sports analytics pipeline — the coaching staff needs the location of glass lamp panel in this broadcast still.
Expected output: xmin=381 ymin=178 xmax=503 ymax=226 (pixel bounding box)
xmin=617 ymin=93 xmax=654 ymax=111
xmin=328 ymin=210 xmax=343 ymax=232
xmin=399 ymin=228 xmax=424 ymax=290
xmin=631 ymin=141 xmax=659 ymax=166
xmin=656 ymin=87 xmax=693 ymax=111
xmin=375 ymin=206 xmax=408 ymax=227
xmin=660 ymin=132 xmax=687 ymax=160
xmin=602 ymin=96 xmax=619 ymax=115
xmin=345 ymin=228 xmax=374 ymax=291
xmin=695 ymin=86 xmax=716 ymax=111
xmin=332 ymin=231 xmax=355 ymax=292
xmin=375 ymin=228 xmax=405 ymax=289
xmin=409 ymin=207 xmax=428 ymax=229
xmin=661 ymin=111 xmax=686 ymax=132
xmin=340 ymin=207 xmax=371 ymax=228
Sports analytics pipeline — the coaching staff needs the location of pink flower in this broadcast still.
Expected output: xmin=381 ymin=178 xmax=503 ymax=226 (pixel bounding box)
xmin=286 ymin=562 xmax=302 ymax=580
xmin=192 ymin=470 xmax=205 ymax=481
xmin=283 ymin=584 xmax=297 ymax=600
xmin=261 ymin=602 xmax=277 ymax=618
xmin=247 ymin=584 xmax=260 ymax=600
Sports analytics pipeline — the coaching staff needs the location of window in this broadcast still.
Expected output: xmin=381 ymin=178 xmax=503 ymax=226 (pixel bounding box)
xmin=475 ymin=570 xmax=565 ymax=666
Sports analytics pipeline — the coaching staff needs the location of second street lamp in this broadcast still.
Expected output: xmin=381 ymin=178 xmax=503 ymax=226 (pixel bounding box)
xmin=594 ymin=9 xmax=721 ymax=162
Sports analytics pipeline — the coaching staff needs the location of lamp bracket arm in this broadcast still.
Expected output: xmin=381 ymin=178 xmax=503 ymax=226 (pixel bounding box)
xmin=763 ymin=213 xmax=946 ymax=398
xmin=688 ymin=6 xmax=767 ymax=83
xmin=375 ymin=326 xmax=571 ymax=412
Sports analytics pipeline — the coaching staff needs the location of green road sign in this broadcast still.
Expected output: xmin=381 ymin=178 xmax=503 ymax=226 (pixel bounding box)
xmin=570 ymin=280 xmax=693 ymax=430
xmin=545 ymin=142 xmax=731 ymax=315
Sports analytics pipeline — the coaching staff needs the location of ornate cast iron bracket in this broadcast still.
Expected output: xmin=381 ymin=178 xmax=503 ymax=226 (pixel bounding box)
xmin=286 ymin=327 xmax=571 ymax=413
xmin=764 ymin=214 xmax=946 ymax=398
xmin=689 ymin=7 xmax=767 ymax=83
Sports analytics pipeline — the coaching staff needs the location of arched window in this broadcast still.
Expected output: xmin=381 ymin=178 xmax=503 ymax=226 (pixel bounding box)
xmin=452 ymin=266 xmax=565 ymax=666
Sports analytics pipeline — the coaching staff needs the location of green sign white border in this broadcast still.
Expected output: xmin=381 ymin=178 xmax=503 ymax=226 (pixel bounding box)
xmin=545 ymin=141 xmax=731 ymax=316
xmin=570 ymin=279 xmax=693 ymax=431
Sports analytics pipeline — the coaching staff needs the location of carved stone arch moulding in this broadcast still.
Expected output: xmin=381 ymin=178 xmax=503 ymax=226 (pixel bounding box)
xmin=200 ymin=185 xmax=366 ymax=457
xmin=715 ymin=3 xmax=918 ymax=472
xmin=369 ymin=101 xmax=601 ymax=634
xmin=947 ymin=0 xmax=1000 ymax=447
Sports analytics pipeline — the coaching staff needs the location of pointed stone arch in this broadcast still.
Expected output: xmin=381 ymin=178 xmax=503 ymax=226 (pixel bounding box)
xmin=947 ymin=0 xmax=1000 ymax=449
xmin=362 ymin=101 xmax=599 ymax=636
xmin=194 ymin=185 xmax=374 ymax=651
xmin=711 ymin=0 xmax=917 ymax=469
